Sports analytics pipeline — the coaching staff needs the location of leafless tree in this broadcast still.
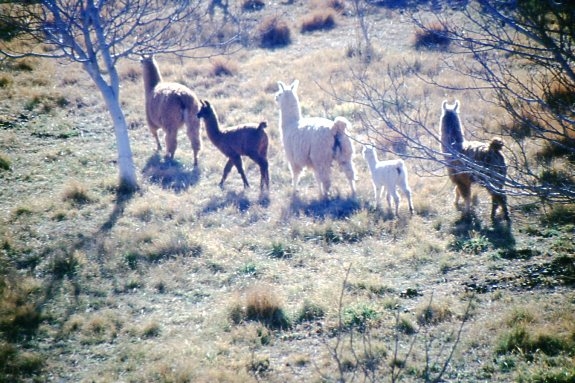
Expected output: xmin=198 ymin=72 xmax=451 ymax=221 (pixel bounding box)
xmin=0 ymin=0 xmax=239 ymax=191
xmin=346 ymin=0 xmax=575 ymax=205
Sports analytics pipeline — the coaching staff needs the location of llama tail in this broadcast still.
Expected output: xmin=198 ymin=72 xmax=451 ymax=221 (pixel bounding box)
xmin=332 ymin=117 xmax=352 ymax=159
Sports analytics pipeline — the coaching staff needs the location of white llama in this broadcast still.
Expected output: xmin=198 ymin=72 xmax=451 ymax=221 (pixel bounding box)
xmin=275 ymin=80 xmax=356 ymax=198
xmin=362 ymin=145 xmax=414 ymax=217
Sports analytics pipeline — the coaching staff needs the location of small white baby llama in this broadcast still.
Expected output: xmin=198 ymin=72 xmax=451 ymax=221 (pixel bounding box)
xmin=362 ymin=145 xmax=414 ymax=217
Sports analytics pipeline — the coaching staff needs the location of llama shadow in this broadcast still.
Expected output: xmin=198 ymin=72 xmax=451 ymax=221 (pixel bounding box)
xmin=288 ymin=194 xmax=361 ymax=220
xmin=141 ymin=154 xmax=200 ymax=192
xmin=451 ymin=211 xmax=516 ymax=250
xmin=201 ymin=190 xmax=270 ymax=215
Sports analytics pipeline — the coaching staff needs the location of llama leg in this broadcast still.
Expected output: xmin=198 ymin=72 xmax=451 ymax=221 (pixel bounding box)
xmin=374 ymin=184 xmax=382 ymax=208
xmin=385 ymin=189 xmax=393 ymax=215
xmin=491 ymin=192 xmax=510 ymax=222
xmin=150 ymin=125 xmax=162 ymax=152
xmin=340 ymin=161 xmax=356 ymax=197
xmin=186 ymin=117 xmax=201 ymax=166
xmin=257 ymin=158 xmax=270 ymax=192
xmin=290 ymin=165 xmax=303 ymax=195
xmin=391 ymin=189 xmax=400 ymax=217
xmin=403 ymin=187 xmax=414 ymax=215
xmin=457 ymin=183 xmax=471 ymax=214
xmin=454 ymin=186 xmax=461 ymax=207
xmin=220 ymin=159 xmax=235 ymax=189
xmin=232 ymin=155 xmax=250 ymax=189
xmin=165 ymin=129 xmax=178 ymax=160
xmin=398 ymin=173 xmax=414 ymax=214
xmin=315 ymin=168 xmax=331 ymax=199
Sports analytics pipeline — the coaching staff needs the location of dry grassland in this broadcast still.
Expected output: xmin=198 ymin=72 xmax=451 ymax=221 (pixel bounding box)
xmin=1 ymin=2 xmax=574 ymax=382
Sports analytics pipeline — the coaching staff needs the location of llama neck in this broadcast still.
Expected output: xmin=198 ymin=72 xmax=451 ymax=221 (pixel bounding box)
xmin=203 ymin=108 xmax=223 ymax=142
xmin=142 ymin=59 xmax=163 ymax=96
xmin=365 ymin=152 xmax=378 ymax=171
xmin=441 ymin=112 xmax=464 ymax=152
xmin=279 ymin=94 xmax=302 ymax=129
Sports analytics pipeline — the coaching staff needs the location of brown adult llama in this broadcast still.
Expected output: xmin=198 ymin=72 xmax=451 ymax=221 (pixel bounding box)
xmin=440 ymin=100 xmax=510 ymax=222
xmin=141 ymin=55 xmax=202 ymax=165
xmin=196 ymin=100 xmax=270 ymax=192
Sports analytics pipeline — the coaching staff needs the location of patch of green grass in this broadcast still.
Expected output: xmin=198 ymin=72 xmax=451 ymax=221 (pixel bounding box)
xmin=496 ymin=325 xmax=574 ymax=358
xmin=238 ymin=262 xmax=258 ymax=276
xmin=343 ymin=303 xmax=380 ymax=331
xmin=51 ymin=251 xmax=80 ymax=279
xmin=520 ymin=366 xmax=575 ymax=383
xmin=265 ymin=241 xmax=297 ymax=259
xmin=542 ymin=204 xmax=575 ymax=227
xmin=296 ymin=300 xmax=326 ymax=322
xmin=0 ymin=343 xmax=44 ymax=379
xmin=0 ymin=275 xmax=43 ymax=340
xmin=449 ymin=232 xmax=490 ymax=255
xmin=0 ymin=153 xmax=11 ymax=171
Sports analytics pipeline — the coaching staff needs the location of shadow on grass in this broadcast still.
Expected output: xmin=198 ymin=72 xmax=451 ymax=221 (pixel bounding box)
xmin=201 ymin=190 xmax=270 ymax=215
xmin=288 ymin=194 xmax=361 ymax=220
xmin=451 ymin=211 xmax=516 ymax=251
xmin=99 ymin=186 xmax=137 ymax=232
xmin=141 ymin=153 xmax=200 ymax=193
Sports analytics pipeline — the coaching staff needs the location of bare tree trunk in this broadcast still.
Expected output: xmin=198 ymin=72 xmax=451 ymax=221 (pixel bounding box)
xmin=83 ymin=56 xmax=138 ymax=192
xmin=102 ymin=88 xmax=138 ymax=192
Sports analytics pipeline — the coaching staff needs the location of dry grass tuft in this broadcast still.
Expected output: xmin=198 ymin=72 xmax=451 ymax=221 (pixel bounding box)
xmin=210 ymin=58 xmax=238 ymax=77
xmin=230 ymin=285 xmax=291 ymax=329
xmin=0 ymin=74 xmax=13 ymax=88
xmin=61 ymin=181 xmax=93 ymax=205
xmin=301 ymin=9 xmax=337 ymax=33
xmin=414 ymin=22 xmax=451 ymax=51
xmin=545 ymin=80 xmax=575 ymax=114
xmin=258 ymin=15 xmax=292 ymax=49
xmin=416 ymin=301 xmax=453 ymax=326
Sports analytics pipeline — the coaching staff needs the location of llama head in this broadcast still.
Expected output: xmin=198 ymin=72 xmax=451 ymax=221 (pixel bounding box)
xmin=141 ymin=54 xmax=162 ymax=90
xmin=440 ymin=99 xmax=464 ymax=152
xmin=442 ymin=100 xmax=459 ymax=113
xmin=362 ymin=145 xmax=377 ymax=161
xmin=489 ymin=137 xmax=504 ymax=152
xmin=276 ymin=80 xmax=301 ymax=120
xmin=197 ymin=99 xmax=214 ymax=119
xmin=275 ymin=80 xmax=299 ymax=104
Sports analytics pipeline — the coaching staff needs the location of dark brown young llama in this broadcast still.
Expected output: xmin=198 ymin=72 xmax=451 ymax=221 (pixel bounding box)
xmin=197 ymin=100 xmax=270 ymax=192
xmin=141 ymin=55 xmax=202 ymax=165
xmin=440 ymin=100 xmax=510 ymax=222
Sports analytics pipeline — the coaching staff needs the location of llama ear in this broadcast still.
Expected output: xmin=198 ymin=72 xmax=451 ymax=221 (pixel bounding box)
xmin=454 ymin=100 xmax=459 ymax=112
xmin=277 ymin=81 xmax=286 ymax=91
xmin=291 ymin=80 xmax=299 ymax=92
xmin=442 ymin=100 xmax=448 ymax=111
